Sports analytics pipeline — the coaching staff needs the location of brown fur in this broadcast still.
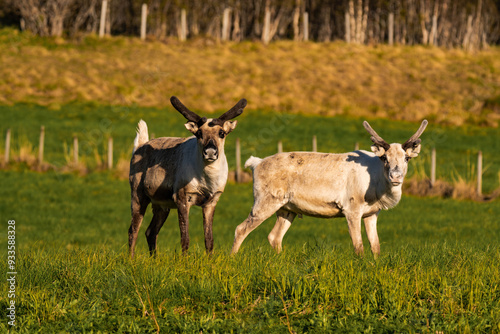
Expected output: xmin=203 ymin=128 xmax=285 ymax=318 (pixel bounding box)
xmin=128 ymin=98 xmax=246 ymax=257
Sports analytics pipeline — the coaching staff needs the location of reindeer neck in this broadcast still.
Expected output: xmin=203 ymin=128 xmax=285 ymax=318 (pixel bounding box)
xmin=377 ymin=180 xmax=402 ymax=210
xmin=199 ymin=149 xmax=228 ymax=193
xmin=202 ymin=153 xmax=227 ymax=174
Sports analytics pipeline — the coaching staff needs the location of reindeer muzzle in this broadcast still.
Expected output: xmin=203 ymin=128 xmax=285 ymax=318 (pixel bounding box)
xmin=389 ymin=168 xmax=404 ymax=186
xmin=203 ymin=140 xmax=218 ymax=162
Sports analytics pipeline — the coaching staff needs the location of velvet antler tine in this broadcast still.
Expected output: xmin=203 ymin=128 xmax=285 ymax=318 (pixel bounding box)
xmin=170 ymin=96 xmax=202 ymax=123
xmin=402 ymin=120 xmax=428 ymax=150
xmin=363 ymin=121 xmax=390 ymax=150
xmin=217 ymin=99 xmax=247 ymax=122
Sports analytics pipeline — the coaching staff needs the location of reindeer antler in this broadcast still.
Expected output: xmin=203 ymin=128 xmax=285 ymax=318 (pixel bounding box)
xmin=363 ymin=121 xmax=390 ymax=150
xmin=402 ymin=120 xmax=428 ymax=150
xmin=209 ymin=99 xmax=247 ymax=126
xmin=170 ymin=96 xmax=207 ymax=126
xmin=218 ymin=99 xmax=247 ymax=122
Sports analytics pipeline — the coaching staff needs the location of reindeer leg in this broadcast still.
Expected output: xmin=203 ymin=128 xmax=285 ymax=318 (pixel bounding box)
xmin=129 ymin=196 xmax=150 ymax=258
xmin=268 ymin=209 xmax=296 ymax=253
xmin=346 ymin=213 xmax=364 ymax=256
xmin=363 ymin=212 xmax=380 ymax=258
xmin=174 ymin=190 xmax=192 ymax=253
xmin=231 ymin=196 xmax=285 ymax=255
xmin=202 ymin=192 xmax=222 ymax=254
xmin=145 ymin=205 xmax=170 ymax=257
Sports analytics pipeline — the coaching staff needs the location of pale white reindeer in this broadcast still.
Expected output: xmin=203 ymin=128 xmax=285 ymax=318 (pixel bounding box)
xmin=129 ymin=96 xmax=247 ymax=257
xmin=231 ymin=120 xmax=428 ymax=256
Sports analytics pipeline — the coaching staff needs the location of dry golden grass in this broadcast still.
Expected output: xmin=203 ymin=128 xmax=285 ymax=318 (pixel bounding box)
xmin=58 ymin=162 xmax=89 ymax=176
xmin=113 ymin=155 xmax=130 ymax=180
xmin=403 ymin=155 xmax=498 ymax=201
xmin=15 ymin=142 xmax=37 ymax=166
xmin=0 ymin=142 xmax=53 ymax=171
xmin=404 ymin=176 xmax=499 ymax=201
xmin=1 ymin=30 xmax=500 ymax=126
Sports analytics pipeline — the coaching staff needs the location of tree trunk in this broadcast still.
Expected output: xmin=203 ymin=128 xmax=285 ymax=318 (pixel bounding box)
xmin=355 ymin=0 xmax=362 ymax=43
xmin=262 ymin=0 xmax=271 ymax=44
xmin=232 ymin=6 xmax=241 ymax=42
xmin=361 ymin=0 xmax=369 ymax=43
xmin=293 ymin=0 xmax=300 ymax=41
xmin=349 ymin=0 xmax=356 ymax=42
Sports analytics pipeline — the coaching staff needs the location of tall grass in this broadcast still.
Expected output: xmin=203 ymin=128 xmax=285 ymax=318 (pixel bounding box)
xmin=0 ymin=28 xmax=499 ymax=126
xmin=1 ymin=241 xmax=499 ymax=332
xmin=0 ymin=170 xmax=499 ymax=332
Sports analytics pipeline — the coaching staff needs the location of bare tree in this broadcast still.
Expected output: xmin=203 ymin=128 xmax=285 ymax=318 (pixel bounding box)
xmin=17 ymin=0 xmax=51 ymax=36
xmin=70 ymin=0 xmax=100 ymax=36
xmin=6 ymin=0 xmax=499 ymax=49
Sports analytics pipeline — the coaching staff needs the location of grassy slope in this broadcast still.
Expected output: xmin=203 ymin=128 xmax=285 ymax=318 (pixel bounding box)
xmin=0 ymin=171 xmax=499 ymax=332
xmin=0 ymin=28 xmax=499 ymax=126
xmin=1 ymin=28 xmax=500 ymax=332
xmin=1 ymin=103 xmax=499 ymax=192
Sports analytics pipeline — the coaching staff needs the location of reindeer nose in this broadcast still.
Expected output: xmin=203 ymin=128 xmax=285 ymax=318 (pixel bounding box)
xmin=389 ymin=168 xmax=404 ymax=185
xmin=203 ymin=140 xmax=218 ymax=161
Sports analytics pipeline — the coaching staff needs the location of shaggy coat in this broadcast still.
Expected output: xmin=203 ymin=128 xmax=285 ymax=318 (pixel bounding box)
xmin=231 ymin=120 xmax=427 ymax=256
xmin=129 ymin=97 xmax=246 ymax=257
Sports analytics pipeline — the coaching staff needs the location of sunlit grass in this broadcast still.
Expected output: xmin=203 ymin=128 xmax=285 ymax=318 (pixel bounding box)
xmin=0 ymin=28 xmax=499 ymax=126
xmin=0 ymin=170 xmax=499 ymax=332
xmin=1 ymin=103 xmax=499 ymax=193
xmin=1 ymin=26 xmax=500 ymax=332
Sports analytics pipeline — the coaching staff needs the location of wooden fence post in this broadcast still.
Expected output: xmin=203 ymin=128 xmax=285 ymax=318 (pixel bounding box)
xmin=4 ymin=129 xmax=10 ymax=163
xmin=303 ymin=12 xmax=309 ymax=41
xmin=107 ymin=137 xmax=113 ymax=169
xmin=431 ymin=148 xmax=436 ymax=186
xmin=99 ymin=0 xmax=108 ymax=38
xmin=278 ymin=140 xmax=283 ymax=153
xmin=235 ymin=138 xmax=241 ymax=183
xmin=38 ymin=126 xmax=45 ymax=164
xmin=73 ymin=136 xmax=79 ymax=164
xmin=388 ymin=12 xmax=394 ymax=45
xmin=180 ymin=9 xmax=187 ymax=41
xmin=222 ymin=8 xmax=231 ymax=41
xmin=477 ymin=151 xmax=482 ymax=196
xmin=312 ymin=135 xmax=317 ymax=152
xmin=140 ymin=3 xmax=148 ymax=40
xmin=345 ymin=11 xmax=351 ymax=43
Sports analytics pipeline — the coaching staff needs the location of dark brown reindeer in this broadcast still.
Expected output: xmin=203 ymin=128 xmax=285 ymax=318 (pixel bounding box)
xmin=129 ymin=96 xmax=247 ymax=257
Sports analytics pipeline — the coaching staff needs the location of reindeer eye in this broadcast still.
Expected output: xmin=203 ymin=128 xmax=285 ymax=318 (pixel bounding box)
xmin=195 ymin=130 xmax=203 ymax=139
xmin=405 ymin=156 xmax=411 ymax=162
xmin=219 ymin=130 xmax=226 ymax=139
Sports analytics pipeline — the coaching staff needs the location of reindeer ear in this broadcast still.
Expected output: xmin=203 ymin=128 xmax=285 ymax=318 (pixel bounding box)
xmin=405 ymin=143 xmax=421 ymax=158
xmin=223 ymin=120 xmax=237 ymax=134
xmin=184 ymin=122 xmax=198 ymax=134
xmin=371 ymin=145 xmax=386 ymax=157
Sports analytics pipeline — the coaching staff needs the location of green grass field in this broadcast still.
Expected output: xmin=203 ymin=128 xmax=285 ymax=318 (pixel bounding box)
xmin=1 ymin=103 xmax=500 ymax=193
xmin=0 ymin=170 xmax=499 ymax=333
xmin=1 ymin=29 xmax=500 ymax=333
xmin=0 ymin=103 xmax=500 ymax=193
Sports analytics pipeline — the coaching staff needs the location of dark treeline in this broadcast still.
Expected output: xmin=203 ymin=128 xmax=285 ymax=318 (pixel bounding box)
xmin=1 ymin=0 xmax=499 ymax=49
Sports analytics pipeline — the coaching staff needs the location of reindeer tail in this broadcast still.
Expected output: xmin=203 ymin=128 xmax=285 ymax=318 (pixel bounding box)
xmin=133 ymin=120 xmax=149 ymax=153
xmin=244 ymin=156 xmax=263 ymax=170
